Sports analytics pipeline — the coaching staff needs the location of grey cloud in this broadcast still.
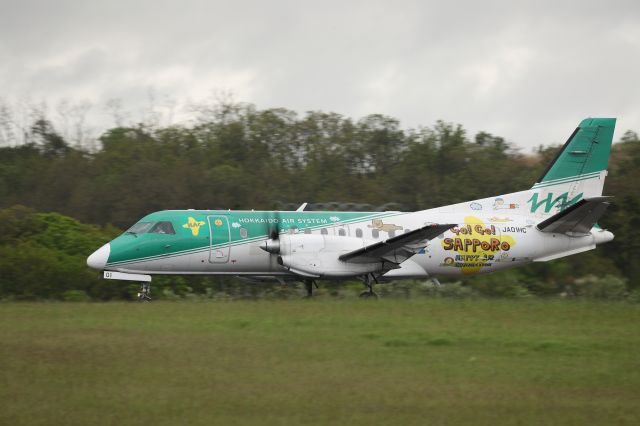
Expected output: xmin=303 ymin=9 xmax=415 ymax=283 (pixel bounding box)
xmin=1 ymin=0 xmax=639 ymax=148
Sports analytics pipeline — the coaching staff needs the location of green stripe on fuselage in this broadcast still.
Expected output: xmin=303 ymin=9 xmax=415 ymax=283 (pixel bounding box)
xmin=106 ymin=210 xmax=401 ymax=266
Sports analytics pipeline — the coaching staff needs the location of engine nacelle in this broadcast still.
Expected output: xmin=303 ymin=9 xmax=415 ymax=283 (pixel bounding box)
xmin=260 ymin=239 xmax=280 ymax=254
xmin=276 ymin=234 xmax=383 ymax=278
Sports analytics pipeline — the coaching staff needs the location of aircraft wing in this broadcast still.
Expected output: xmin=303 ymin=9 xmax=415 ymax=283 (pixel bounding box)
xmin=339 ymin=223 xmax=456 ymax=265
xmin=536 ymin=196 xmax=611 ymax=236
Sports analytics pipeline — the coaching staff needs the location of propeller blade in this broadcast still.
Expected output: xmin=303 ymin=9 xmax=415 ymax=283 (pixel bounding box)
xmin=269 ymin=227 xmax=280 ymax=240
xmin=261 ymin=210 xmax=282 ymax=254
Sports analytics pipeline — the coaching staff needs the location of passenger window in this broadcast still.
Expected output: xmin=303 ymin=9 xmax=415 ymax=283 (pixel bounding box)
xmin=240 ymin=228 xmax=248 ymax=238
xmin=372 ymin=229 xmax=379 ymax=239
xmin=148 ymin=221 xmax=176 ymax=234
xmin=304 ymin=229 xmax=312 ymax=234
xmin=404 ymin=229 xmax=411 ymax=234
xmin=338 ymin=229 xmax=346 ymax=236
xmin=320 ymin=228 xmax=328 ymax=235
xmin=388 ymin=230 xmax=396 ymax=238
xmin=355 ymin=228 xmax=363 ymax=238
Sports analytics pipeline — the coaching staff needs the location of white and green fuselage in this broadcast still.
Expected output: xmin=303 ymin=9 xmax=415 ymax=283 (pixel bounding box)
xmin=87 ymin=118 xmax=616 ymax=283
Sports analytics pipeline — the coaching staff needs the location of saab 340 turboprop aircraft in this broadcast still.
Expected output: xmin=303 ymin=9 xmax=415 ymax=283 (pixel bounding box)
xmin=88 ymin=118 xmax=616 ymax=300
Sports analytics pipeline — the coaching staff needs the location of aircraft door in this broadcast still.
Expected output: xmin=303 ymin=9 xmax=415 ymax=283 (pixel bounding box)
xmin=208 ymin=215 xmax=230 ymax=263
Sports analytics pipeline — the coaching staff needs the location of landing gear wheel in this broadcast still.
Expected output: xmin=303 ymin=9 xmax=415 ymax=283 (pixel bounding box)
xmin=304 ymin=280 xmax=318 ymax=298
xmin=360 ymin=274 xmax=379 ymax=299
xmin=137 ymin=282 xmax=151 ymax=302
xmin=359 ymin=290 xmax=379 ymax=299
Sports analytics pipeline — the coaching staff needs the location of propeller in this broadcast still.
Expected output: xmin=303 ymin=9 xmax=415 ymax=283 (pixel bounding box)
xmin=260 ymin=211 xmax=282 ymax=254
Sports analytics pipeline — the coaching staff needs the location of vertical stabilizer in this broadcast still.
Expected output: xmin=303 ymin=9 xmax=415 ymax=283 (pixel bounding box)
xmin=533 ymin=118 xmax=615 ymax=190
xmin=526 ymin=118 xmax=616 ymax=217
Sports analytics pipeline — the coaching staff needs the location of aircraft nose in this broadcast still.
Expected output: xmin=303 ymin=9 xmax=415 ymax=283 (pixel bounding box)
xmin=87 ymin=243 xmax=110 ymax=270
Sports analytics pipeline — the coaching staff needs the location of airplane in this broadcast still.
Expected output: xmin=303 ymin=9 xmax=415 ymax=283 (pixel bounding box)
xmin=87 ymin=118 xmax=616 ymax=300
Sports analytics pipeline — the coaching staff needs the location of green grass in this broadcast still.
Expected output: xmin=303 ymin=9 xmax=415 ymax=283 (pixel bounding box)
xmin=1 ymin=300 xmax=639 ymax=425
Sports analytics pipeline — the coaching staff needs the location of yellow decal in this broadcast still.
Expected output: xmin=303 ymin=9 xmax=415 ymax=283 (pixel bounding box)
xmin=441 ymin=216 xmax=516 ymax=275
xmin=182 ymin=217 xmax=206 ymax=236
xmin=368 ymin=219 xmax=403 ymax=232
xmin=214 ymin=219 xmax=223 ymax=226
xmin=488 ymin=216 xmax=513 ymax=223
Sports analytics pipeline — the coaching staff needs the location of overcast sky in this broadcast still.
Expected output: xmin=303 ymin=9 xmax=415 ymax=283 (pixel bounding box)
xmin=1 ymin=0 xmax=639 ymax=149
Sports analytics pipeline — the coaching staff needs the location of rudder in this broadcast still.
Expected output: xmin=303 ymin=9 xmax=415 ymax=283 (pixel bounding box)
xmin=534 ymin=117 xmax=615 ymax=188
xmin=526 ymin=118 xmax=616 ymax=217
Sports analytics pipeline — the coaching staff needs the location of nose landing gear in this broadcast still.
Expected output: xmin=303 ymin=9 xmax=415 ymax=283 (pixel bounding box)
xmin=137 ymin=282 xmax=151 ymax=302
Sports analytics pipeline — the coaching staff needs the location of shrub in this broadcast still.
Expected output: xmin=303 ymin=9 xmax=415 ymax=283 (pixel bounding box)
xmin=571 ymin=275 xmax=628 ymax=300
xmin=465 ymin=271 xmax=533 ymax=299
xmin=62 ymin=290 xmax=90 ymax=302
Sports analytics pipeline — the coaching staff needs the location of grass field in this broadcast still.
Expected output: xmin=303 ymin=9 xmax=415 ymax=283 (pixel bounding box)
xmin=1 ymin=300 xmax=639 ymax=425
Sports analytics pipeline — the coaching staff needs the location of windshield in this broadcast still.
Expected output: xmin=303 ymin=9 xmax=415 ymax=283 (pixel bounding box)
xmin=148 ymin=221 xmax=176 ymax=235
xmin=126 ymin=221 xmax=153 ymax=234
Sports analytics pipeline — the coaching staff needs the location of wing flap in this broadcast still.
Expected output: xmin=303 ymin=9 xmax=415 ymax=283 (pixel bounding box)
xmin=536 ymin=196 xmax=610 ymax=236
xmin=339 ymin=224 xmax=455 ymax=264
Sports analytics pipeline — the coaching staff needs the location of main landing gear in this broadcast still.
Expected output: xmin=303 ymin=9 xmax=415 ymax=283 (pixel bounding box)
xmin=301 ymin=276 xmax=378 ymax=298
xmin=359 ymin=274 xmax=379 ymax=299
xmin=304 ymin=279 xmax=318 ymax=297
xmin=137 ymin=282 xmax=151 ymax=302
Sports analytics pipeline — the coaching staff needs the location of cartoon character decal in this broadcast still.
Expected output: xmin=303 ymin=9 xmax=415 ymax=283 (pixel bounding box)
xmin=488 ymin=216 xmax=513 ymax=222
xmin=493 ymin=197 xmax=519 ymax=210
xmin=368 ymin=219 xmax=403 ymax=233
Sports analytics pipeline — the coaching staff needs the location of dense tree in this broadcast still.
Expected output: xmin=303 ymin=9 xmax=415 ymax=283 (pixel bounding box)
xmin=0 ymin=103 xmax=638 ymax=298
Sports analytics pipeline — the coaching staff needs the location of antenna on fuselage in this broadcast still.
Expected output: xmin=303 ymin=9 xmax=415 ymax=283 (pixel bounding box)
xmin=296 ymin=202 xmax=308 ymax=212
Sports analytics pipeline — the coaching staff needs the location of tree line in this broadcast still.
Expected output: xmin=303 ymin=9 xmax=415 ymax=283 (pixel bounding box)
xmin=0 ymin=101 xmax=638 ymax=299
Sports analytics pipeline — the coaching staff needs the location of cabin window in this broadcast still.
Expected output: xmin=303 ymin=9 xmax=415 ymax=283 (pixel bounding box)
xmin=304 ymin=228 xmax=312 ymax=234
xmin=240 ymin=227 xmax=248 ymax=238
xmin=404 ymin=229 xmax=411 ymax=234
xmin=127 ymin=221 xmax=153 ymax=234
xmin=320 ymin=228 xmax=328 ymax=235
xmin=372 ymin=229 xmax=379 ymax=239
xmin=388 ymin=230 xmax=396 ymax=238
xmin=355 ymin=228 xmax=363 ymax=238
xmin=148 ymin=221 xmax=176 ymax=234
xmin=289 ymin=226 xmax=298 ymax=234
xmin=338 ymin=228 xmax=346 ymax=236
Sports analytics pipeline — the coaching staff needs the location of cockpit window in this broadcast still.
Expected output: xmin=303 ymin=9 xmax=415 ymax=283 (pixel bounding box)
xmin=148 ymin=221 xmax=176 ymax=235
xmin=126 ymin=221 xmax=153 ymax=234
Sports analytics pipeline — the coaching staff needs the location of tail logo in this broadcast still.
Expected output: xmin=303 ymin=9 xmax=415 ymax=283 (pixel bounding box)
xmin=528 ymin=192 xmax=583 ymax=213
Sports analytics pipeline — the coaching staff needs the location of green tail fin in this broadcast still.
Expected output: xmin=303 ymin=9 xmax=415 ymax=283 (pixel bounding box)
xmin=536 ymin=118 xmax=616 ymax=184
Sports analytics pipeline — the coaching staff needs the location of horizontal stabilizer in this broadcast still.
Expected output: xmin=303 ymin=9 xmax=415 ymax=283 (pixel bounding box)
xmin=536 ymin=196 xmax=610 ymax=236
xmin=339 ymin=223 xmax=455 ymax=265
